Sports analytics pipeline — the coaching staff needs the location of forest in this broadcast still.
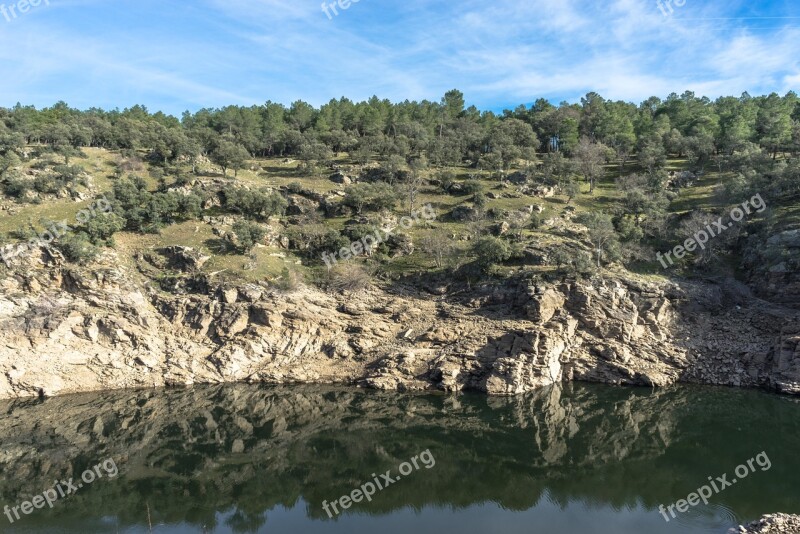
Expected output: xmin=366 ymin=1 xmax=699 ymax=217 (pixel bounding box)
xmin=1 ymin=89 xmax=798 ymax=285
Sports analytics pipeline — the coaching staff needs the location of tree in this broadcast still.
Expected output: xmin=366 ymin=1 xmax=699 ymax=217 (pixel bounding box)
xmin=211 ymin=139 xmax=250 ymax=177
xmin=342 ymin=183 xmax=399 ymax=214
xmin=563 ymin=178 xmax=580 ymax=205
xmin=576 ymin=212 xmax=620 ymax=268
xmin=637 ymin=135 xmax=667 ymax=175
xmin=298 ymin=140 xmax=333 ymax=175
xmin=471 ymin=236 xmax=512 ymax=270
xmin=756 ymin=93 xmax=793 ymax=159
xmin=406 ymin=155 xmax=428 ymax=213
xmin=232 ymin=220 xmax=267 ymax=252
xmin=82 ymin=212 xmax=126 ymax=245
xmin=573 ymin=137 xmax=608 ymax=193
xmin=420 ymin=229 xmax=457 ymax=269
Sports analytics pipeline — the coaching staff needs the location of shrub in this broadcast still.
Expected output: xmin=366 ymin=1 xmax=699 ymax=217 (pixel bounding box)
xmin=471 ymin=236 xmax=512 ymax=270
xmin=325 ymin=262 xmax=372 ymax=292
xmin=33 ymin=174 xmax=60 ymax=194
xmin=57 ymin=233 xmax=98 ymax=264
xmin=287 ymin=181 xmax=305 ymax=194
xmin=82 ymin=213 xmax=126 ymax=245
xmin=232 ymin=220 xmax=267 ymax=252
xmin=2 ymin=172 xmax=30 ymax=198
xmin=284 ymin=225 xmax=350 ymax=259
xmin=225 ymin=188 xmax=287 ymax=220
xmin=342 ymin=183 xmax=399 ymax=214
xmin=472 ymin=192 xmax=487 ymax=210
xmin=462 ymin=179 xmax=483 ymax=195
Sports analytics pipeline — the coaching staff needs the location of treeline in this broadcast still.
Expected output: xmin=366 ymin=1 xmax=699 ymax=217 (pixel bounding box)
xmin=1 ymin=90 xmax=799 ymax=175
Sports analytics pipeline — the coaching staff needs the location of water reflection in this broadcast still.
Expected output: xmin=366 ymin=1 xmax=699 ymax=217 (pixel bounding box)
xmin=0 ymin=383 xmax=798 ymax=533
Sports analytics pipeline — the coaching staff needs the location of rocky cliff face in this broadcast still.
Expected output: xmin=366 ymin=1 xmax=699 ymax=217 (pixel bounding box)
xmin=1 ymin=245 xmax=799 ymax=399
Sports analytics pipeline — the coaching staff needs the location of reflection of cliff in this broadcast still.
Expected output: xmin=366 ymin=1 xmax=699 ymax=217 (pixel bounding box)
xmin=1 ymin=384 xmax=798 ymax=531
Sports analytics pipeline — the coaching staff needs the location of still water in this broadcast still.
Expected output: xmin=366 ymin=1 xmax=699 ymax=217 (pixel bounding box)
xmin=0 ymin=383 xmax=798 ymax=533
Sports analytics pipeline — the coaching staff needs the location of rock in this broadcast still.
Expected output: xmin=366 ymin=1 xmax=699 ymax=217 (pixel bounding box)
xmin=329 ymin=172 xmax=352 ymax=185
xmin=527 ymin=288 xmax=566 ymax=324
xmin=1 ymin=248 xmax=800 ymax=400
xmin=733 ymin=514 xmax=800 ymax=533
xmin=491 ymin=222 xmax=510 ymax=236
xmin=286 ymin=194 xmax=319 ymax=216
xmin=450 ymin=206 xmax=480 ymax=221
xmin=161 ymin=246 xmax=210 ymax=272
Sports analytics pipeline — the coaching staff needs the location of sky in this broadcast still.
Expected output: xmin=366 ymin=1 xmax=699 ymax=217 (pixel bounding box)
xmin=0 ymin=0 xmax=799 ymax=115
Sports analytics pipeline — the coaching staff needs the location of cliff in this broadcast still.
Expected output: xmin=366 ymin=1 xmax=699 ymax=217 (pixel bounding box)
xmin=1 ymin=244 xmax=799 ymax=400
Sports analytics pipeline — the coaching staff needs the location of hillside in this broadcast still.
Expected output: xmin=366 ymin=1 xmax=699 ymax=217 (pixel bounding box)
xmin=1 ymin=93 xmax=800 ymax=400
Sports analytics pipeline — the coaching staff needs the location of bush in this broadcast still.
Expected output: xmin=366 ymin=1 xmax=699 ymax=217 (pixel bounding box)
xmin=473 ymin=192 xmax=488 ymax=210
xmin=462 ymin=179 xmax=483 ymax=195
xmin=57 ymin=233 xmax=98 ymax=264
xmin=471 ymin=236 xmax=512 ymax=270
xmin=82 ymin=213 xmax=126 ymax=245
xmin=2 ymin=172 xmax=30 ymax=198
xmin=287 ymin=181 xmax=305 ymax=194
xmin=53 ymin=165 xmax=84 ymax=185
xmin=549 ymin=244 xmax=594 ymax=276
xmin=325 ymin=262 xmax=372 ymax=292
xmin=225 ymin=188 xmax=287 ymax=220
xmin=232 ymin=220 xmax=267 ymax=252
xmin=33 ymin=174 xmax=60 ymax=194
xmin=275 ymin=267 xmax=302 ymax=291
xmin=284 ymin=225 xmax=350 ymax=260
xmin=437 ymin=170 xmax=457 ymax=193
xmin=342 ymin=183 xmax=399 ymax=214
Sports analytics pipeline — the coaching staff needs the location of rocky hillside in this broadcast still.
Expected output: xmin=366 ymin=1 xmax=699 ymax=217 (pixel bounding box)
xmin=1 ymin=240 xmax=799 ymax=400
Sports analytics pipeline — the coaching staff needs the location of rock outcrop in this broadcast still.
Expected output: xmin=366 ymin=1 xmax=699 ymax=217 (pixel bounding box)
xmin=733 ymin=514 xmax=800 ymax=533
xmin=1 ymin=246 xmax=799 ymax=399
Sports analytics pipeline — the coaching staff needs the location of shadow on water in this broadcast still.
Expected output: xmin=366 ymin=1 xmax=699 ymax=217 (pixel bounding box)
xmin=0 ymin=383 xmax=799 ymax=533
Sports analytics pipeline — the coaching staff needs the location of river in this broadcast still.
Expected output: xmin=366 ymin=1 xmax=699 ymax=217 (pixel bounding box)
xmin=0 ymin=383 xmax=798 ymax=533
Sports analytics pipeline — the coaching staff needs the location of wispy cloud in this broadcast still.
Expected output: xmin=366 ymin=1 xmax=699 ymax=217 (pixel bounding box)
xmin=0 ymin=0 xmax=797 ymax=114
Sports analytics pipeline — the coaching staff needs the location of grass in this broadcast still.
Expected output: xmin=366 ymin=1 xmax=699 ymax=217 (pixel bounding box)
xmin=2 ymin=146 xmax=791 ymax=285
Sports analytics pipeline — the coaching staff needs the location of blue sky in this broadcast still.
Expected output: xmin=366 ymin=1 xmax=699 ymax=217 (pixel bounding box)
xmin=0 ymin=0 xmax=799 ymax=115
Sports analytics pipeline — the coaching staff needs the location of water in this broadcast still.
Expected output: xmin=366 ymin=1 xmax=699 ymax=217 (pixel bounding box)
xmin=0 ymin=383 xmax=798 ymax=534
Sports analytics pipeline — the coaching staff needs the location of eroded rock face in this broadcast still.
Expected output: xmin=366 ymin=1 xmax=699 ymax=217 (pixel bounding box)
xmin=1 ymin=247 xmax=799 ymax=399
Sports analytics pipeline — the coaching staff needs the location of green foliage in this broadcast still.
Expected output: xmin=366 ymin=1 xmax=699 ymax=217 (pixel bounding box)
xmin=342 ymin=183 xmax=399 ymax=214
xmin=57 ymin=233 xmax=98 ymax=264
xmin=461 ymin=179 xmax=483 ymax=195
xmin=111 ymin=177 xmax=203 ymax=232
xmin=211 ymin=139 xmax=250 ymax=177
xmin=2 ymin=171 xmax=30 ymax=198
xmin=284 ymin=225 xmax=350 ymax=260
xmin=576 ymin=212 xmax=622 ymax=267
xmin=549 ymin=244 xmax=594 ymax=275
xmin=81 ymin=212 xmax=126 ymax=245
xmin=232 ymin=220 xmax=267 ymax=252
xmin=225 ymin=188 xmax=287 ymax=220
xmin=471 ymin=236 xmax=512 ymax=270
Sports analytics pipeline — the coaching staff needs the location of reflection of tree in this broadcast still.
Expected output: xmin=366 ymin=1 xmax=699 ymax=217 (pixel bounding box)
xmin=0 ymin=384 xmax=798 ymax=530
xmin=225 ymin=509 xmax=267 ymax=533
